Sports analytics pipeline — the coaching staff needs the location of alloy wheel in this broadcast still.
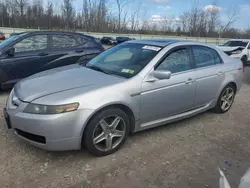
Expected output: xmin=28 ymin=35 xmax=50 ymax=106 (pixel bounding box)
xmin=93 ymin=116 xmax=126 ymax=152
xmin=220 ymin=87 xmax=235 ymax=111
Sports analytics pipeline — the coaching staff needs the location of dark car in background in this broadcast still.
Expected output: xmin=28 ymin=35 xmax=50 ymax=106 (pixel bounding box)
xmin=0 ymin=31 xmax=104 ymax=89
xmin=0 ymin=32 xmax=5 ymax=40
xmin=100 ymin=37 xmax=117 ymax=45
xmin=116 ymin=37 xmax=133 ymax=44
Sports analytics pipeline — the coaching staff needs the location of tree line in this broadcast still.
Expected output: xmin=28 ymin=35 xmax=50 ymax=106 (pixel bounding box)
xmin=0 ymin=0 xmax=249 ymax=39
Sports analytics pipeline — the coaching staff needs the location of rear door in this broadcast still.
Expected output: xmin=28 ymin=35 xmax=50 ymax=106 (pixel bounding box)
xmin=0 ymin=34 xmax=50 ymax=83
xmin=192 ymin=45 xmax=225 ymax=108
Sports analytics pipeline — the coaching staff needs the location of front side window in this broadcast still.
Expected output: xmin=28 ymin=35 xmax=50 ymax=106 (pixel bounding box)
xmin=14 ymin=35 xmax=47 ymax=53
xmin=52 ymin=35 xmax=78 ymax=48
xmin=193 ymin=46 xmax=222 ymax=68
xmin=86 ymin=43 xmax=161 ymax=78
xmin=0 ymin=33 xmax=26 ymax=50
xmin=156 ymin=48 xmax=191 ymax=74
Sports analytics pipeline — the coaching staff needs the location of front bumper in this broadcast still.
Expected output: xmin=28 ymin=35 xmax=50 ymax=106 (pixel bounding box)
xmin=4 ymin=92 xmax=94 ymax=151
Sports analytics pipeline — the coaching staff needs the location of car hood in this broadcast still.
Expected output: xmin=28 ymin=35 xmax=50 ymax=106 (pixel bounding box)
xmin=15 ymin=64 xmax=125 ymax=102
xmin=218 ymin=46 xmax=245 ymax=52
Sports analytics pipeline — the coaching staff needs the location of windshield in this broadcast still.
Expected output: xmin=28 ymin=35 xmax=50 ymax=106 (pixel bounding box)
xmin=86 ymin=43 xmax=161 ymax=78
xmin=0 ymin=33 xmax=26 ymax=49
xmin=223 ymin=41 xmax=248 ymax=47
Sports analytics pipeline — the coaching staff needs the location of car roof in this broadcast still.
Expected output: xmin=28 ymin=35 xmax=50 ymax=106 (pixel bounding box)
xmin=127 ymin=39 xmax=184 ymax=47
xmin=18 ymin=30 xmax=95 ymax=40
xmin=228 ymin=39 xmax=250 ymax=42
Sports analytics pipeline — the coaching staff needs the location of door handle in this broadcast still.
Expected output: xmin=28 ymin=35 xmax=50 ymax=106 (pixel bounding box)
xmin=38 ymin=52 xmax=49 ymax=56
xmin=217 ymin=71 xmax=224 ymax=76
xmin=185 ymin=78 xmax=195 ymax=84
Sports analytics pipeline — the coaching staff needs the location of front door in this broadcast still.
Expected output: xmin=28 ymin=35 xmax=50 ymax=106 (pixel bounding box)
xmin=140 ymin=47 xmax=196 ymax=125
xmin=0 ymin=34 xmax=50 ymax=83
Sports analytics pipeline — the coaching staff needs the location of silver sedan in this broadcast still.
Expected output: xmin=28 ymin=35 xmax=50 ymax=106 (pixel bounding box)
xmin=4 ymin=40 xmax=243 ymax=156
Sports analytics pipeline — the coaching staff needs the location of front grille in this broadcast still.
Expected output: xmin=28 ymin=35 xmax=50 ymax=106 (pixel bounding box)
xmin=15 ymin=129 xmax=46 ymax=144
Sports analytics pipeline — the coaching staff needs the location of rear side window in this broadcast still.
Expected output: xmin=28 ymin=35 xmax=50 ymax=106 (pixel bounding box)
xmin=192 ymin=46 xmax=222 ymax=68
xmin=75 ymin=35 xmax=88 ymax=45
xmin=52 ymin=35 xmax=78 ymax=48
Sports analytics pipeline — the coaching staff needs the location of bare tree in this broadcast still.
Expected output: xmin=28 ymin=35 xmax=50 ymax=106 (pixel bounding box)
xmin=115 ymin=0 xmax=131 ymax=33
xmin=0 ymin=0 xmax=248 ymax=39
xmin=61 ymin=0 xmax=74 ymax=29
xmin=204 ymin=1 xmax=221 ymax=37
xmin=15 ymin=0 xmax=28 ymax=27
xmin=46 ymin=1 xmax=53 ymax=29
xmin=130 ymin=0 xmax=142 ymax=31
xmin=219 ymin=6 xmax=239 ymax=38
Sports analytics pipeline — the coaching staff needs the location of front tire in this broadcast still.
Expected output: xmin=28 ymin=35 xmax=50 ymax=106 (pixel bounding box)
xmin=83 ymin=108 xmax=130 ymax=156
xmin=213 ymin=84 xmax=236 ymax=113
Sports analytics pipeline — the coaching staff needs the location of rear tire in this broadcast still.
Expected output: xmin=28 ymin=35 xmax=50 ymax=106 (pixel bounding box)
xmin=83 ymin=108 xmax=130 ymax=156
xmin=213 ymin=84 xmax=236 ymax=113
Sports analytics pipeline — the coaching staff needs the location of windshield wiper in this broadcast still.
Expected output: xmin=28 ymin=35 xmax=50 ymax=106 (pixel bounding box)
xmin=86 ymin=65 xmax=109 ymax=74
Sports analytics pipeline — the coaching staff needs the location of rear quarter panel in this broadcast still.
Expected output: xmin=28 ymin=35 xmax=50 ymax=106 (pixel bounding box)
xmin=220 ymin=51 xmax=243 ymax=93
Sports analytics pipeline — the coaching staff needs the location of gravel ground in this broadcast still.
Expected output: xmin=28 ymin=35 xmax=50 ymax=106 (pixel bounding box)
xmin=0 ymin=67 xmax=250 ymax=188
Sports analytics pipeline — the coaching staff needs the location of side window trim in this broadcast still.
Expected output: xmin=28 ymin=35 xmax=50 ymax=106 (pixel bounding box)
xmin=154 ymin=45 xmax=194 ymax=73
xmin=48 ymin=34 xmax=52 ymax=51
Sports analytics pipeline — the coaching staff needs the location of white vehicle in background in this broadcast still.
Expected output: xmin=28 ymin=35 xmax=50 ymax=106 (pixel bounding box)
xmin=219 ymin=39 xmax=250 ymax=65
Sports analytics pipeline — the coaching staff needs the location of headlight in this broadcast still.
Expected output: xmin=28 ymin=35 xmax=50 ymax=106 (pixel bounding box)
xmin=23 ymin=103 xmax=79 ymax=114
xmin=231 ymin=50 xmax=242 ymax=54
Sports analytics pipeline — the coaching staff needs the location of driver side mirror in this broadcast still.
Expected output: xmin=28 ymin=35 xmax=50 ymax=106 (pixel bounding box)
xmin=5 ymin=47 xmax=15 ymax=56
xmin=153 ymin=70 xmax=171 ymax=80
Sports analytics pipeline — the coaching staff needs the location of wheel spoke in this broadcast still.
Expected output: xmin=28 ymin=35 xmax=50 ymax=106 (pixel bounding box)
xmin=111 ymin=117 xmax=121 ymax=130
xmin=106 ymin=137 xmax=113 ymax=150
xmin=221 ymin=97 xmax=226 ymax=102
xmin=112 ymin=130 xmax=124 ymax=138
xmin=94 ymin=132 xmax=106 ymax=144
xmin=99 ymin=119 xmax=109 ymax=131
xmin=227 ymin=92 xmax=234 ymax=100
xmin=226 ymin=88 xmax=230 ymax=95
xmin=221 ymin=101 xmax=227 ymax=110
